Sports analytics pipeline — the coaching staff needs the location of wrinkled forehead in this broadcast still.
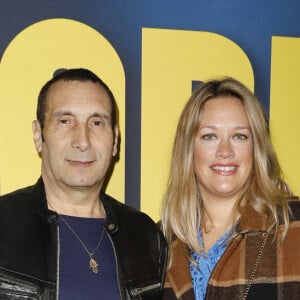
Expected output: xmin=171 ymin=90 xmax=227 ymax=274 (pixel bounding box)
xmin=46 ymin=80 xmax=111 ymax=110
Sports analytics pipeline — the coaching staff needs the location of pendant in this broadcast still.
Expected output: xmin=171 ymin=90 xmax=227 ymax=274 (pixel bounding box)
xmin=89 ymin=258 xmax=99 ymax=273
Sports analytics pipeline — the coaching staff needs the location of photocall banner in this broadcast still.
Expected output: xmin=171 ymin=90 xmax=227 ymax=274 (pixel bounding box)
xmin=0 ymin=1 xmax=299 ymax=221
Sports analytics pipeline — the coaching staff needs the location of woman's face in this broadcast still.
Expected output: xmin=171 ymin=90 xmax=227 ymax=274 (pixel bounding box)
xmin=193 ymin=96 xmax=253 ymax=203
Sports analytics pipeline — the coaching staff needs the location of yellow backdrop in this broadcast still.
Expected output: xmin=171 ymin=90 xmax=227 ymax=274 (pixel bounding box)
xmin=0 ymin=19 xmax=125 ymax=202
xmin=0 ymin=20 xmax=299 ymax=221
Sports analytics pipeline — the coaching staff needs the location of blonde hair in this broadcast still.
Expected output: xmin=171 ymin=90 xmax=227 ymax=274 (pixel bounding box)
xmin=161 ymin=77 xmax=293 ymax=257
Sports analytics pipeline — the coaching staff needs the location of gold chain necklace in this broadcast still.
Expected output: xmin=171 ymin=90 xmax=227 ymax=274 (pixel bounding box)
xmin=58 ymin=214 xmax=105 ymax=273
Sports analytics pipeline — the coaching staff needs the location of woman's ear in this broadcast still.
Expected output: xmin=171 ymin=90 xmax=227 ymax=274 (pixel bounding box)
xmin=32 ymin=120 xmax=43 ymax=153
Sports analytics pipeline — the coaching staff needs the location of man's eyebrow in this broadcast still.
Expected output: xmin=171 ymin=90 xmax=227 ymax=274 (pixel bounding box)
xmin=53 ymin=111 xmax=74 ymax=117
xmin=52 ymin=111 xmax=110 ymax=120
xmin=90 ymin=112 xmax=111 ymax=120
xmin=51 ymin=111 xmax=112 ymax=126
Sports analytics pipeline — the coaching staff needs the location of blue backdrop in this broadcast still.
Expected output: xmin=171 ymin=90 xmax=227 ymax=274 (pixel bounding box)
xmin=0 ymin=0 xmax=299 ymax=209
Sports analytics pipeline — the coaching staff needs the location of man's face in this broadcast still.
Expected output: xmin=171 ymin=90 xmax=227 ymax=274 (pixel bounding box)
xmin=33 ymin=80 xmax=118 ymax=192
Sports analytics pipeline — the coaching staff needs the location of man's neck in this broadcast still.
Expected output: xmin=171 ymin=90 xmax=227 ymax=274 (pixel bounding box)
xmin=43 ymin=179 xmax=105 ymax=218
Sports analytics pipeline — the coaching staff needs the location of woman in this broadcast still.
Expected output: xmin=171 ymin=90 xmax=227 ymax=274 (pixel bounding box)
xmin=161 ymin=77 xmax=300 ymax=299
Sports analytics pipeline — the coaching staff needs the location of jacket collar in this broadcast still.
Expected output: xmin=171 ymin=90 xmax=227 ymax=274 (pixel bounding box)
xmin=32 ymin=177 xmax=121 ymax=234
xmin=33 ymin=177 xmax=56 ymax=224
xmin=236 ymin=205 xmax=269 ymax=233
xmin=166 ymin=207 xmax=268 ymax=298
xmin=165 ymin=239 xmax=193 ymax=298
xmin=100 ymin=192 xmax=120 ymax=234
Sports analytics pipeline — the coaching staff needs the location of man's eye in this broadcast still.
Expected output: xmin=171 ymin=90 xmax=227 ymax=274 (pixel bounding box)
xmin=60 ymin=119 xmax=70 ymax=124
xmin=202 ymin=134 xmax=217 ymax=140
xmin=93 ymin=120 xmax=103 ymax=126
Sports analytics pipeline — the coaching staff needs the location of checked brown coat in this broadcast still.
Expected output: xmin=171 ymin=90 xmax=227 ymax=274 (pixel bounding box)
xmin=163 ymin=200 xmax=300 ymax=300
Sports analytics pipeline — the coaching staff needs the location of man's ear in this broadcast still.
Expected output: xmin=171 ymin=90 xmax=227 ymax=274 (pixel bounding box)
xmin=32 ymin=120 xmax=43 ymax=153
xmin=112 ymin=126 xmax=119 ymax=157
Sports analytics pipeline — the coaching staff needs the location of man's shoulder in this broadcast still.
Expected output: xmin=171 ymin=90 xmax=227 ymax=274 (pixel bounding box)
xmin=288 ymin=198 xmax=300 ymax=222
xmin=0 ymin=184 xmax=36 ymax=204
xmin=0 ymin=180 xmax=44 ymax=218
xmin=101 ymin=193 xmax=158 ymax=230
xmin=101 ymin=193 xmax=153 ymax=219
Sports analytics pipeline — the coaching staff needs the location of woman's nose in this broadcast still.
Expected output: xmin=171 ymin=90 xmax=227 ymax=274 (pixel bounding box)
xmin=216 ymin=139 xmax=234 ymax=159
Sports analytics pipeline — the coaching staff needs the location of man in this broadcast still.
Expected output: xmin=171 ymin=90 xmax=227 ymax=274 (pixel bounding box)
xmin=0 ymin=68 xmax=167 ymax=299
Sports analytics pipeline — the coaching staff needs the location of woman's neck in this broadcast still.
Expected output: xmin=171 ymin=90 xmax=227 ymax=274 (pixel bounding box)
xmin=201 ymin=197 xmax=239 ymax=251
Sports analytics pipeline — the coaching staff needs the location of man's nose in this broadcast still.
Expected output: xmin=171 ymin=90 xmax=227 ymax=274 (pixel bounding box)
xmin=71 ymin=124 xmax=91 ymax=152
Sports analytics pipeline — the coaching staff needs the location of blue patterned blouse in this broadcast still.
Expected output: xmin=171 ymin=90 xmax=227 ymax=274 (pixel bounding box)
xmin=190 ymin=228 xmax=233 ymax=300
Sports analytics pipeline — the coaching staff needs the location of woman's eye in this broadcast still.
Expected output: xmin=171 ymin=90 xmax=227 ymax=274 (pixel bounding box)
xmin=234 ymin=134 xmax=248 ymax=140
xmin=202 ymin=134 xmax=217 ymax=140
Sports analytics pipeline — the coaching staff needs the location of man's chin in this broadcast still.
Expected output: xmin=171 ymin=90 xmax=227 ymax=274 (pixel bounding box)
xmin=63 ymin=179 xmax=99 ymax=189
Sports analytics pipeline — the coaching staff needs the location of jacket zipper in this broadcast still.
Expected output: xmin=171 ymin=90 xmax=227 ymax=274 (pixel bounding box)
xmin=129 ymin=282 xmax=161 ymax=298
xmin=56 ymin=222 xmax=60 ymax=300
xmin=106 ymin=231 xmax=123 ymax=300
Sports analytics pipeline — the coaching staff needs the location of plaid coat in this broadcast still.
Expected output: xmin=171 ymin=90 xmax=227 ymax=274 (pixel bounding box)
xmin=163 ymin=200 xmax=300 ymax=300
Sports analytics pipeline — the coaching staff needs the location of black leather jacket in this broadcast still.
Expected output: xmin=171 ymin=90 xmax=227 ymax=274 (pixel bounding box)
xmin=0 ymin=178 xmax=167 ymax=299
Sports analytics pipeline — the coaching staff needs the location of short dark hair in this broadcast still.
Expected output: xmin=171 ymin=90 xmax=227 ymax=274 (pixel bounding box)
xmin=37 ymin=68 xmax=117 ymax=130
